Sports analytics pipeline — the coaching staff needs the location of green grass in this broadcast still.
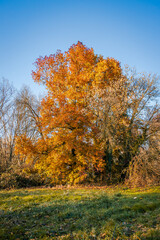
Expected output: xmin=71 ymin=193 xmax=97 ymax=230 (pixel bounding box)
xmin=0 ymin=186 xmax=160 ymax=239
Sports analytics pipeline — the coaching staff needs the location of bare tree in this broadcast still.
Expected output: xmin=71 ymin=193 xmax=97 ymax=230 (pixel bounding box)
xmin=87 ymin=68 xmax=159 ymax=181
xmin=0 ymin=78 xmax=15 ymax=171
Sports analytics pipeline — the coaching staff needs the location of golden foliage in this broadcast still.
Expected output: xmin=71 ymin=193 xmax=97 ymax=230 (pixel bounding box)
xmin=15 ymin=42 xmax=159 ymax=185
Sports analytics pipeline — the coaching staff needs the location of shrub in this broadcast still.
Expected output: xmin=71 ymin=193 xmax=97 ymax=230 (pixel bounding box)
xmin=0 ymin=167 xmax=44 ymax=189
xmin=126 ymin=147 xmax=160 ymax=187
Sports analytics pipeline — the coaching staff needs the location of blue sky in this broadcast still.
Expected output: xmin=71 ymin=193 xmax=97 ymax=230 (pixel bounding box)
xmin=0 ymin=0 xmax=160 ymax=95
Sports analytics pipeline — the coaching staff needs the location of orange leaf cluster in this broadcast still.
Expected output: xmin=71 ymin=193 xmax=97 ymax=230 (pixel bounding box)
xmin=16 ymin=42 xmax=122 ymax=184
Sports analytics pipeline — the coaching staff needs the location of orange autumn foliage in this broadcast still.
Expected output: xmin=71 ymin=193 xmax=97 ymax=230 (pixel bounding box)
xmin=16 ymin=42 xmax=122 ymax=184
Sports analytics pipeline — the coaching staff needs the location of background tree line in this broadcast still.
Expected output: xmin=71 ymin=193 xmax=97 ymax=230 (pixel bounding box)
xmin=0 ymin=42 xmax=160 ymax=188
xmin=0 ymin=80 xmax=43 ymax=188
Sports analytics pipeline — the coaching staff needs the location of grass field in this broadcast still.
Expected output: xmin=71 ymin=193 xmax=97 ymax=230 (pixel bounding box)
xmin=0 ymin=185 xmax=160 ymax=239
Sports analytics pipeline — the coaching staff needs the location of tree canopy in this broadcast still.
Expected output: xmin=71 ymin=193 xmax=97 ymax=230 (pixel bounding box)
xmin=15 ymin=42 xmax=160 ymax=185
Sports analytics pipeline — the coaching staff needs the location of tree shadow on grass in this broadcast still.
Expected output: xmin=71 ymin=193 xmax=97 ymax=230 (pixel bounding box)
xmin=1 ymin=195 xmax=111 ymax=239
xmin=0 ymin=191 xmax=159 ymax=239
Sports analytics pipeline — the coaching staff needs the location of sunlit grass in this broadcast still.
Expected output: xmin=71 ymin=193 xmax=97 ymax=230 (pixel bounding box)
xmin=0 ymin=186 xmax=159 ymax=239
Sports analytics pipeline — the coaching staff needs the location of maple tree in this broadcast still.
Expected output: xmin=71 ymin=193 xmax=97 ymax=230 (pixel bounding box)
xmin=15 ymin=42 xmax=159 ymax=185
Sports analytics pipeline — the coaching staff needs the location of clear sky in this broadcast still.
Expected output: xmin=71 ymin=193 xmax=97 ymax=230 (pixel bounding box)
xmin=0 ymin=0 xmax=160 ymax=96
